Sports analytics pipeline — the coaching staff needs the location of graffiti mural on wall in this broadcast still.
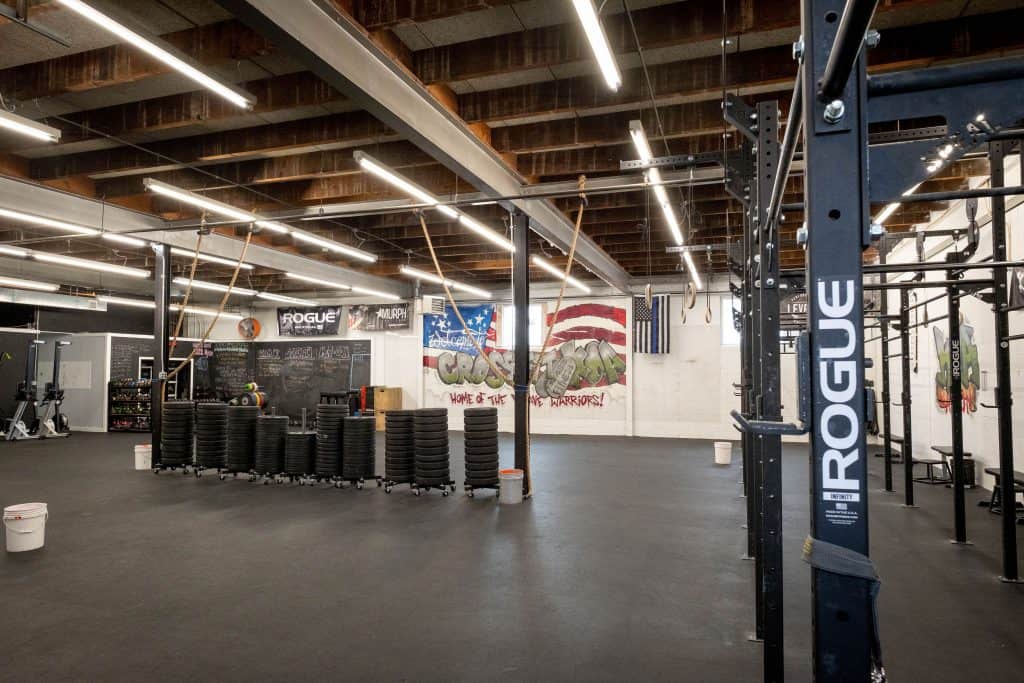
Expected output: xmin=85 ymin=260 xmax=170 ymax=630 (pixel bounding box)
xmin=932 ymin=315 xmax=980 ymax=413
xmin=423 ymin=301 xmax=628 ymax=409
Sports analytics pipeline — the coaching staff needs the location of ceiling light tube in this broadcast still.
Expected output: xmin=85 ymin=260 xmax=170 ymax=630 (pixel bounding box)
xmin=0 ymin=208 xmax=99 ymax=236
xmin=33 ymin=251 xmax=149 ymax=278
xmin=176 ymin=305 xmax=244 ymax=321
xmin=289 ymin=230 xmax=376 ymax=263
xmin=170 ymin=247 xmax=254 ymax=270
xmin=531 ymin=256 xmax=592 ymax=293
xmin=0 ymin=110 xmax=61 ymax=143
xmin=400 ymin=265 xmax=492 ymax=299
xmin=682 ymin=251 xmax=703 ymax=291
xmin=57 ymin=0 xmax=254 ymax=109
xmin=873 ymin=182 xmax=923 ymax=226
xmin=350 ymin=285 xmax=403 ymax=301
xmin=173 ymin=277 xmax=256 ymax=296
xmin=101 ymin=233 xmax=148 ymax=248
xmin=572 ymin=0 xmax=622 ymax=91
xmin=628 ymin=120 xmax=654 ymax=163
xmin=354 ymin=151 xmax=512 ymax=251
xmin=0 ymin=276 xmax=59 ymax=292
xmin=98 ymin=295 xmax=155 ymax=309
xmin=285 ymin=272 xmax=352 ymax=290
xmin=99 ymin=295 xmax=244 ymax=320
xmin=256 ymin=291 xmax=318 ymax=306
xmin=0 ymin=245 xmax=28 ymax=258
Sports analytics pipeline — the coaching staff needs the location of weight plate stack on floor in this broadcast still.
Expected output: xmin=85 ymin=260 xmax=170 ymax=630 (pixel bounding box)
xmin=414 ymin=408 xmax=450 ymax=492
xmin=194 ymin=402 xmax=228 ymax=472
xmin=315 ymin=404 xmax=347 ymax=481
xmin=464 ymin=407 xmax=499 ymax=489
xmin=342 ymin=416 xmax=376 ymax=485
xmin=284 ymin=431 xmax=315 ymax=479
xmin=384 ymin=410 xmax=415 ymax=487
xmin=160 ymin=400 xmax=194 ymax=469
xmin=226 ymin=406 xmax=259 ymax=473
xmin=254 ymin=415 xmax=288 ymax=477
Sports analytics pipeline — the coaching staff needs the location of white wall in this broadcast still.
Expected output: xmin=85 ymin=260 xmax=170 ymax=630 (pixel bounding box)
xmin=35 ymin=332 xmax=109 ymax=432
xmin=872 ymin=155 xmax=1024 ymax=490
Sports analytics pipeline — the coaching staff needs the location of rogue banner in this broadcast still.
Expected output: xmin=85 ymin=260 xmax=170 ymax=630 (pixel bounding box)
xmin=348 ymin=302 xmax=410 ymax=331
xmin=277 ymin=306 xmax=343 ymax=336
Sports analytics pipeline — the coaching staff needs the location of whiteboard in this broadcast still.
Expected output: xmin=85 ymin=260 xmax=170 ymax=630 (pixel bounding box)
xmin=38 ymin=361 xmax=93 ymax=390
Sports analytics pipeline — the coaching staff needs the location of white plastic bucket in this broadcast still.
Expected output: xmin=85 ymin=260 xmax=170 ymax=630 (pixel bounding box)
xmin=499 ymin=469 xmax=524 ymax=504
xmin=4 ymin=502 xmax=48 ymax=552
xmin=134 ymin=444 xmax=152 ymax=470
xmin=714 ymin=441 xmax=733 ymax=466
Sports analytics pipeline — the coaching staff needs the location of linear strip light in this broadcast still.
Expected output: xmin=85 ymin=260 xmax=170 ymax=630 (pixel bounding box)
xmin=628 ymin=120 xmax=701 ymax=288
xmin=354 ymin=151 xmax=515 ymax=252
xmin=572 ymin=0 xmax=622 ymax=91
xmin=173 ymin=277 xmax=256 ymax=296
xmin=0 ymin=110 xmax=61 ymax=143
xmin=0 ymin=276 xmax=59 ymax=292
xmin=57 ymin=0 xmax=255 ymax=110
xmin=0 ymin=245 xmax=28 ymax=258
xmin=34 ymin=251 xmax=150 ymax=278
xmin=874 ymin=182 xmax=924 ymax=226
xmin=531 ymin=256 xmax=592 ymax=294
xmin=400 ymin=265 xmax=492 ymax=299
xmin=99 ymin=295 xmax=244 ymax=320
xmin=256 ymin=291 xmax=318 ymax=306
xmin=285 ymin=272 xmax=402 ymax=301
xmin=143 ymin=178 xmax=376 ymax=261
xmin=170 ymin=247 xmax=254 ymax=270
xmin=102 ymin=233 xmax=148 ymax=248
xmin=285 ymin=272 xmax=351 ymax=290
xmin=0 ymin=208 xmax=99 ymax=236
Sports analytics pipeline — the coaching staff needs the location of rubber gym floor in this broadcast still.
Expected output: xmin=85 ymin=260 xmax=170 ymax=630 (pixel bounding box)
xmin=1 ymin=432 xmax=1022 ymax=681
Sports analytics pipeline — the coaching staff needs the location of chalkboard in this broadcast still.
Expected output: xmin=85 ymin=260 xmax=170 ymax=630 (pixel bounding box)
xmin=192 ymin=342 xmax=252 ymax=400
xmin=253 ymin=340 xmax=371 ymax=419
xmin=109 ymin=336 xmax=155 ymax=381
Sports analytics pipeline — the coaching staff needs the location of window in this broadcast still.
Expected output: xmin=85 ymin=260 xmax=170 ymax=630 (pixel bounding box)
xmin=501 ymin=304 xmax=543 ymax=347
xmin=721 ymin=297 xmax=741 ymax=346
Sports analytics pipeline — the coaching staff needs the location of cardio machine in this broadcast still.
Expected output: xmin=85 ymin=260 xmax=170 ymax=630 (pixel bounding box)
xmin=3 ymin=339 xmax=45 ymax=441
xmin=36 ymin=340 xmax=71 ymax=438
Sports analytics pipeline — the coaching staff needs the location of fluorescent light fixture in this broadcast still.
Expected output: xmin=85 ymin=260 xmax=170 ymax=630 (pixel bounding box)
xmin=628 ymin=120 xmax=654 ymax=163
xmin=144 ymin=179 xmax=369 ymax=258
xmin=99 ymin=295 xmax=244 ymax=320
xmin=256 ymin=291 xmax=318 ymax=306
xmin=98 ymin=295 xmax=154 ymax=309
xmin=350 ymin=285 xmax=402 ymax=301
xmin=532 ymin=255 xmax=592 ymax=293
xmin=57 ymin=0 xmax=254 ymax=109
xmin=939 ymin=144 xmax=954 ymax=159
xmin=0 ymin=110 xmax=61 ymax=143
xmin=0 ymin=276 xmax=59 ymax=292
xmin=173 ymin=277 xmax=256 ymax=296
xmin=101 ymin=233 xmax=148 ymax=248
xmin=0 ymin=245 xmax=28 ymax=258
xmin=458 ymin=214 xmax=515 ymax=252
xmin=290 ymin=230 xmax=376 ymax=262
xmin=874 ymin=182 xmax=923 ymax=226
xmin=572 ymin=0 xmax=622 ymax=90
xmin=170 ymin=247 xmax=254 ymax=270
xmin=285 ymin=272 xmax=351 ymax=290
xmin=354 ymin=151 xmax=512 ymax=251
xmin=34 ymin=251 xmax=149 ymax=278
xmin=400 ymin=265 xmax=492 ymax=299
xmin=682 ymin=251 xmax=703 ymax=290
xmin=0 ymin=207 xmax=99 ymax=236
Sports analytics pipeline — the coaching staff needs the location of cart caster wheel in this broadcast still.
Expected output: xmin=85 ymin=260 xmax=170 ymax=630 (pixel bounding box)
xmin=357 ymin=481 xmax=363 ymax=490
xmin=334 ymin=481 xmax=342 ymax=489
xmin=414 ymin=489 xmax=421 ymax=496
xmin=183 ymin=469 xmax=189 ymax=476
xmin=385 ymin=486 xmax=392 ymax=494
xmin=377 ymin=479 xmax=382 ymax=487
xmin=219 ymin=474 xmax=226 ymax=481
xmin=468 ymin=489 xmax=475 ymax=498
xmin=299 ymin=480 xmax=305 ymax=486
xmin=153 ymin=468 xmax=160 ymax=475
xmin=450 ymin=484 xmax=456 ymax=493
xmin=277 ymin=478 xmax=283 ymax=485
xmin=442 ymin=489 xmax=449 ymax=497
xmin=195 ymin=470 xmax=201 ymax=478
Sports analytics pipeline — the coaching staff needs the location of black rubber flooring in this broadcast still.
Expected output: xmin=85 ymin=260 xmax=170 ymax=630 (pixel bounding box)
xmin=0 ymin=432 xmax=1021 ymax=681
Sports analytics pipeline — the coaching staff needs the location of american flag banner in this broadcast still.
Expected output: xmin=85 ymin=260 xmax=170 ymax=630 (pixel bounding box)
xmin=633 ymin=294 xmax=670 ymax=354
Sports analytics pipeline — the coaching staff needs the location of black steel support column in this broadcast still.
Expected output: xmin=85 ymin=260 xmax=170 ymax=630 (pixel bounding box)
xmin=151 ymin=244 xmax=170 ymax=467
xmin=512 ymin=210 xmax=530 ymax=495
xmin=946 ymin=278 xmax=967 ymax=544
xmin=989 ymin=141 xmax=1020 ymax=581
xmin=879 ymin=252 xmax=894 ymax=492
xmin=743 ymin=201 xmax=758 ymax=561
xmin=747 ymin=141 xmax=765 ymax=641
xmin=802 ymin=0 xmax=874 ymax=677
xmin=755 ymin=100 xmax=784 ymax=681
xmin=899 ymin=289 xmax=915 ymax=507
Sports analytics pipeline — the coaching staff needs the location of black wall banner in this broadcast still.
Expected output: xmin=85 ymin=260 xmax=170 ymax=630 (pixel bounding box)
xmin=347 ymin=302 xmax=410 ymax=331
xmin=277 ymin=306 xmax=343 ymax=336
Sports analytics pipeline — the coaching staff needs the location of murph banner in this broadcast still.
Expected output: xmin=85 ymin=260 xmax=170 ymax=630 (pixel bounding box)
xmin=348 ymin=303 xmax=411 ymax=331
